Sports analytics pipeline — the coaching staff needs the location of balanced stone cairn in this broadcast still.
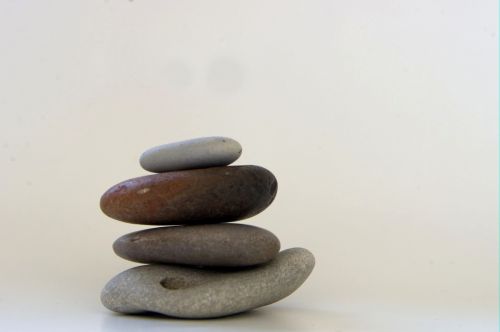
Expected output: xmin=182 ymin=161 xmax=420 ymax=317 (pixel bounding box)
xmin=100 ymin=137 xmax=315 ymax=318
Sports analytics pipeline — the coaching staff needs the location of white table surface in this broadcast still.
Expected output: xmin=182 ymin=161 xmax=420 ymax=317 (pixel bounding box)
xmin=0 ymin=293 xmax=496 ymax=332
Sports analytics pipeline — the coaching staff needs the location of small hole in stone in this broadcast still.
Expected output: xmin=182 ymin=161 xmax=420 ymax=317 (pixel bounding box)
xmin=130 ymin=237 xmax=141 ymax=242
xmin=160 ymin=277 xmax=195 ymax=290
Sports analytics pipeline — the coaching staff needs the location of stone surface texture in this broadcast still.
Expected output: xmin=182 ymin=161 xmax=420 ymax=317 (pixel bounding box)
xmin=113 ymin=224 xmax=280 ymax=266
xmin=100 ymin=165 xmax=277 ymax=225
xmin=140 ymin=137 xmax=242 ymax=173
xmin=101 ymin=248 xmax=315 ymax=318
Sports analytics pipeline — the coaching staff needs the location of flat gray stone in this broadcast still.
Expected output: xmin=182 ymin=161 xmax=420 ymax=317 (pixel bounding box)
xmin=113 ymin=224 xmax=280 ymax=267
xmin=140 ymin=137 xmax=242 ymax=173
xmin=101 ymin=248 xmax=315 ymax=318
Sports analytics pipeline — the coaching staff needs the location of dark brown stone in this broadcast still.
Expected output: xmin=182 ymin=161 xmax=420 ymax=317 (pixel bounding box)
xmin=113 ymin=224 xmax=280 ymax=267
xmin=100 ymin=165 xmax=277 ymax=225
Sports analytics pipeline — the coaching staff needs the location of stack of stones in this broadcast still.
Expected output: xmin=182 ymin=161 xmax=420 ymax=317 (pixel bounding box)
xmin=99 ymin=137 xmax=315 ymax=319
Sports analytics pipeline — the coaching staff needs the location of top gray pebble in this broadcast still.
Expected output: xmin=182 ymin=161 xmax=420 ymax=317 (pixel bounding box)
xmin=140 ymin=137 xmax=242 ymax=173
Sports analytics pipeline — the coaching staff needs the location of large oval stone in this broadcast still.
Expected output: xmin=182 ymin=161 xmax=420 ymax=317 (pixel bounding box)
xmin=101 ymin=248 xmax=315 ymax=318
xmin=140 ymin=137 xmax=242 ymax=173
xmin=113 ymin=224 xmax=280 ymax=267
xmin=100 ymin=165 xmax=277 ymax=225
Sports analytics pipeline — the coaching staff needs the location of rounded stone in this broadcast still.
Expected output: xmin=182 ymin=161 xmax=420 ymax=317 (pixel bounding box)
xmin=100 ymin=165 xmax=277 ymax=225
xmin=101 ymin=248 xmax=315 ymax=319
xmin=113 ymin=224 xmax=280 ymax=267
xmin=140 ymin=137 xmax=242 ymax=173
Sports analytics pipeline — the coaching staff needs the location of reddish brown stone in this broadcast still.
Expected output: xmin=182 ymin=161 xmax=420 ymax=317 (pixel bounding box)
xmin=100 ymin=165 xmax=277 ymax=225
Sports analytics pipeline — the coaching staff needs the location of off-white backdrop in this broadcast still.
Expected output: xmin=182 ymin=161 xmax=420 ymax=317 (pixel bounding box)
xmin=0 ymin=1 xmax=497 ymax=331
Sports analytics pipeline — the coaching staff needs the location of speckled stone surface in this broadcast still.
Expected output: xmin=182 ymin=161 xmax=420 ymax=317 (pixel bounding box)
xmin=101 ymin=248 xmax=315 ymax=319
xmin=140 ymin=137 xmax=242 ymax=173
xmin=113 ymin=224 xmax=280 ymax=267
xmin=100 ymin=165 xmax=277 ymax=225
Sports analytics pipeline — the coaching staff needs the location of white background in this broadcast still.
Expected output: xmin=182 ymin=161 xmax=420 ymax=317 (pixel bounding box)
xmin=0 ymin=1 xmax=497 ymax=331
